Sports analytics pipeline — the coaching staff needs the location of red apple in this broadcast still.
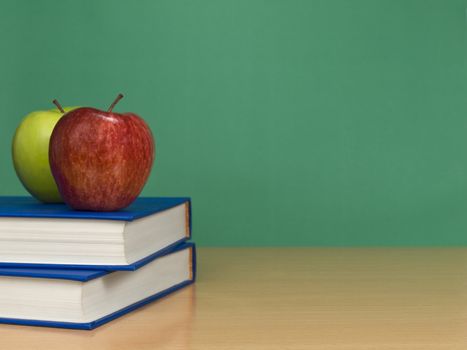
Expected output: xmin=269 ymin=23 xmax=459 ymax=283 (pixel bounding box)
xmin=49 ymin=94 xmax=155 ymax=211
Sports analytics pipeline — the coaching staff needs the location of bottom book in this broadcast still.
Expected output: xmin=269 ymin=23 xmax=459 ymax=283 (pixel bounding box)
xmin=0 ymin=242 xmax=195 ymax=330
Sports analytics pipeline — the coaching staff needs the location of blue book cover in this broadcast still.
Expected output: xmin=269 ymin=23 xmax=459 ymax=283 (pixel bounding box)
xmin=0 ymin=196 xmax=192 ymax=270
xmin=0 ymin=242 xmax=196 ymax=330
xmin=0 ymin=196 xmax=191 ymax=221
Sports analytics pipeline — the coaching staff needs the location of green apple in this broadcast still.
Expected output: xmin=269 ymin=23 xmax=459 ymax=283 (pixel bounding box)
xmin=12 ymin=106 xmax=78 ymax=203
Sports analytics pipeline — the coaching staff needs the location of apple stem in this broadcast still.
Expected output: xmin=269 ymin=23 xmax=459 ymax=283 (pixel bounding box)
xmin=52 ymin=99 xmax=65 ymax=114
xmin=108 ymin=93 xmax=124 ymax=112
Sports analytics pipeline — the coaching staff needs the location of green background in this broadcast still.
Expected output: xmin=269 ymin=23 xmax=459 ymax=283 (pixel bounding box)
xmin=0 ymin=0 xmax=466 ymax=246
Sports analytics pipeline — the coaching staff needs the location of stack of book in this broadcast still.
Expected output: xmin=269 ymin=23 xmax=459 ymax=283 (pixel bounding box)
xmin=0 ymin=196 xmax=195 ymax=330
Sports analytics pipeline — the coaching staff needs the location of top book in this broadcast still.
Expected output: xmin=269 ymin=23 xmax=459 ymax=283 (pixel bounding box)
xmin=0 ymin=196 xmax=191 ymax=269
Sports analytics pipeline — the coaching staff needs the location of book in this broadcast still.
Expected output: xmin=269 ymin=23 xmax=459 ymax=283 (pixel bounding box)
xmin=0 ymin=196 xmax=191 ymax=269
xmin=0 ymin=242 xmax=195 ymax=330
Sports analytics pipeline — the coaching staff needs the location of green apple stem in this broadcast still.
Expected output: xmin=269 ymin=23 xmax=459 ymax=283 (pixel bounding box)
xmin=108 ymin=93 xmax=124 ymax=112
xmin=52 ymin=99 xmax=65 ymax=114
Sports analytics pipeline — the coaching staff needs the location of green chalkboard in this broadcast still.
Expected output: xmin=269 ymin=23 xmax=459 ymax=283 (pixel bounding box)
xmin=0 ymin=0 xmax=466 ymax=245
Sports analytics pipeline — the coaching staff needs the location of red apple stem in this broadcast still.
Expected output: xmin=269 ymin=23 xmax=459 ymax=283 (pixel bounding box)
xmin=108 ymin=93 xmax=124 ymax=112
xmin=52 ymin=99 xmax=65 ymax=113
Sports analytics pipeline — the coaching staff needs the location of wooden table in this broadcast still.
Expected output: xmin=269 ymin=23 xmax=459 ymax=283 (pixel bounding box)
xmin=2 ymin=247 xmax=467 ymax=349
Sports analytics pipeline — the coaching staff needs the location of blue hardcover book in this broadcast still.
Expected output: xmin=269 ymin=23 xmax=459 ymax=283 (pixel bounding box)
xmin=0 ymin=196 xmax=191 ymax=270
xmin=0 ymin=242 xmax=195 ymax=330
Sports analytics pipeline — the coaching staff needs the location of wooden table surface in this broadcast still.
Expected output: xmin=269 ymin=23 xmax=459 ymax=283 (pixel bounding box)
xmin=2 ymin=247 xmax=467 ymax=349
